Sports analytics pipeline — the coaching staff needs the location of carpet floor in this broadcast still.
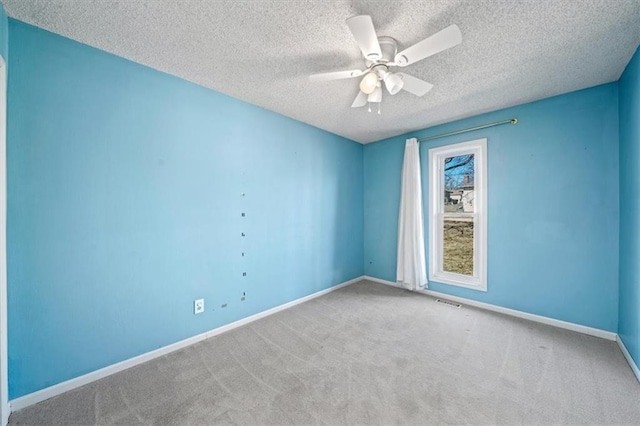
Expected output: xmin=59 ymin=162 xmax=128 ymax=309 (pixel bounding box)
xmin=9 ymin=280 xmax=640 ymax=425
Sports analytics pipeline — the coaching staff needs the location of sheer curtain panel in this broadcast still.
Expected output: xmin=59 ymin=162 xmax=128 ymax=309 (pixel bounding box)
xmin=396 ymin=138 xmax=427 ymax=290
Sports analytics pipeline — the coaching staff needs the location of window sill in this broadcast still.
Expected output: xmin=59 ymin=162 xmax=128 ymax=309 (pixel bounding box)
xmin=429 ymin=272 xmax=487 ymax=292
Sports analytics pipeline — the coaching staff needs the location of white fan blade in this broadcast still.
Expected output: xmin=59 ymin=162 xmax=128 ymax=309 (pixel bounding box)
xmin=394 ymin=24 xmax=462 ymax=67
xmin=346 ymin=15 xmax=382 ymax=61
xmin=351 ymin=91 xmax=368 ymax=108
xmin=397 ymin=73 xmax=434 ymax=97
xmin=309 ymin=69 xmax=364 ymax=82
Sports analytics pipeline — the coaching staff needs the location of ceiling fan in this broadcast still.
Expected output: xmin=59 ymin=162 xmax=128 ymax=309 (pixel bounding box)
xmin=309 ymin=15 xmax=462 ymax=113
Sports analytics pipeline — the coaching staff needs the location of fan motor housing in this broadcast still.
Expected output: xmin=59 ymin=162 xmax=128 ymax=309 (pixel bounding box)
xmin=365 ymin=36 xmax=397 ymax=67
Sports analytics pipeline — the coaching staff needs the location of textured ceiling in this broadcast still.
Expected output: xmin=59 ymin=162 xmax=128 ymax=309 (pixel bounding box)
xmin=3 ymin=0 xmax=640 ymax=143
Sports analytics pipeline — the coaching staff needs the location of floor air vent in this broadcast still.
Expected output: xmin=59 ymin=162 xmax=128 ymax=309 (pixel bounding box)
xmin=435 ymin=298 xmax=462 ymax=308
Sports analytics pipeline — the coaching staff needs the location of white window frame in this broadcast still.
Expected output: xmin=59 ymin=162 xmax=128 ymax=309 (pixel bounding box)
xmin=428 ymin=138 xmax=487 ymax=291
xmin=0 ymin=56 xmax=7 ymax=425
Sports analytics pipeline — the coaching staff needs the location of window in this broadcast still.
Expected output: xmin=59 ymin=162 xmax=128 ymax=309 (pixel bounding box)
xmin=428 ymin=138 xmax=487 ymax=291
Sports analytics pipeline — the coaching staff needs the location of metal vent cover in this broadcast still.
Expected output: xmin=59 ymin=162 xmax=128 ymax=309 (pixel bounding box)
xmin=435 ymin=298 xmax=462 ymax=308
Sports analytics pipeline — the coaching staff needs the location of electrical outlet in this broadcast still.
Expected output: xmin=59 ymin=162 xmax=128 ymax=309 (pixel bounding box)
xmin=194 ymin=298 xmax=204 ymax=314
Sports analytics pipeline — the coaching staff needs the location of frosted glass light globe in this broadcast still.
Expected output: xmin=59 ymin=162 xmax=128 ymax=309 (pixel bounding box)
xmin=384 ymin=72 xmax=404 ymax=95
xmin=359 ymin=72 xmax=379 ymax=94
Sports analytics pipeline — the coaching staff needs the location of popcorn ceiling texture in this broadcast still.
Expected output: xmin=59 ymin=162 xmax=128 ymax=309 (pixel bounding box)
xmin=3 ymin=0 xmax=640 ymax=143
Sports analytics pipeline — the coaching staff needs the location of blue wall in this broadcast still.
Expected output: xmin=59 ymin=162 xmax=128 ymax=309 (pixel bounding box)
xmin=619 ymin=46 xmax=640 ymax=370
xmin=0 ymin=4 xmax=7 ymax=419
xmin=7 ymin=20 xmax=364 ymax=399
xmin=364 ymin=84 xmax=619 ymax=332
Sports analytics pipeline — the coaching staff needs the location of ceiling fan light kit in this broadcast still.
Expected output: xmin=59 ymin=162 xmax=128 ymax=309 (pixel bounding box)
xmin=359 ymin=72 xmax=379 ymax=94
xmin=310 ymin=15 xmax=462 ymax=113
xmin=383 ymin=72 xmax=404 ymax=95
xmin=368 ymin=85 xmax=382 ymax=103
xmin=367 ymin=84 xmax=383 ymax=114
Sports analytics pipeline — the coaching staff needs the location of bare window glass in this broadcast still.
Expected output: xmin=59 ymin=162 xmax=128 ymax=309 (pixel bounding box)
xmin=442 ymin=154 xmax=475 ymax=276
xmin=442 ymin=218 xmax=474 ymax=275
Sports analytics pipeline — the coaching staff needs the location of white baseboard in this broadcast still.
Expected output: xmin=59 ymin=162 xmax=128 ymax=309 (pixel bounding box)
xmin=364 ymin=275 xmax=617 ymax=341
xmin=617 ymin=335 xmax=640 ymax=383
xmin=9 ymin=275 xmax=364 ymax=412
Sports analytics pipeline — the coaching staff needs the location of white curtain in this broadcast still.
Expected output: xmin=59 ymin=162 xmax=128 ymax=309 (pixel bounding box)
xmin=397 ymin=138 xmax=427 ymax=290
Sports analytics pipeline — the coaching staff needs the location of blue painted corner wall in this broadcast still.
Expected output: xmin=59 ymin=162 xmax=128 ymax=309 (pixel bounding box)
xmin=619 ymin=45 xmax=640 ymax=370
xmin=0 ymin=4 xmax=7 ymax=419
xmin=364 ymin=84 xmax=620 ymax=332
xmin=6 ymin=20 xmax=364 ymax=399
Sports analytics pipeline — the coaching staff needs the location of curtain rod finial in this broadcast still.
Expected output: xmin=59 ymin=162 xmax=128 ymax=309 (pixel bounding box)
xmin=510 ymin=118 xmax=518 ymax=124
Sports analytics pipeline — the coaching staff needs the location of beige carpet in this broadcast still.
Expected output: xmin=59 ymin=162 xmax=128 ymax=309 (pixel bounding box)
xmin=10 ymin=280 xmax=640 ymax=425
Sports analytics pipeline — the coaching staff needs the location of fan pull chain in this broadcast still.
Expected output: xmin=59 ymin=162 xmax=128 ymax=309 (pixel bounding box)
xmin=368 ymin=102 xmax=371 ymax=113
xmin=378 ymin=103 xmax=381 ymax=114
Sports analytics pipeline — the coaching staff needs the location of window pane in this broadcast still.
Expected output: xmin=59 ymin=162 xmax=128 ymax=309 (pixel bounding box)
xmin=444 ymin=154 xmax=475 ymax=213
xmin=429 ymin=139 xmax=485 ymax=290
xmin=442 ymin=217 xmax=474 ymax=276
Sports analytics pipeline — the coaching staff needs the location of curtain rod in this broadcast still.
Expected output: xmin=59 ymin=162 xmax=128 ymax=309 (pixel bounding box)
xmin=418 ymin=118 xmax=518 ymax=143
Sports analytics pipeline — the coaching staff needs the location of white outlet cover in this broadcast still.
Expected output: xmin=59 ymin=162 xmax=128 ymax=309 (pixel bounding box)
xmin=194 ymin=298 xmax=204 ymax=314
